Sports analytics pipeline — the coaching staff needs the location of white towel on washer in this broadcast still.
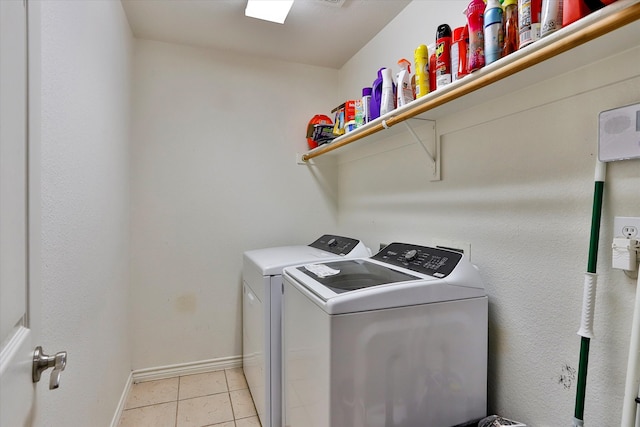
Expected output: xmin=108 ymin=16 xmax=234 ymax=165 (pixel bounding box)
xmin=304 ymin=264 xmax=340 ymax=278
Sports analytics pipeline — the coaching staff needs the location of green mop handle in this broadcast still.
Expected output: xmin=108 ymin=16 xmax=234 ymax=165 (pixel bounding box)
xmin=573 ymin=161 xmax=606 ymax=427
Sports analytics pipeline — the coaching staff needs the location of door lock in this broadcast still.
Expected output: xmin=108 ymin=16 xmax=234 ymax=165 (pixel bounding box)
xmin=33 ymin=346 xmax=67 ymax=389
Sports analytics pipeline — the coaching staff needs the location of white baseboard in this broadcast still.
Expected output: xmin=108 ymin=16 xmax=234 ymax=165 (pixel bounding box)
xmin=110 ymin=370 xmax=133 ymax=427
xmin=132 ymin=355 xmax=243 ymax=383
xmin=110 ymin=355 xmax=243 ymax=427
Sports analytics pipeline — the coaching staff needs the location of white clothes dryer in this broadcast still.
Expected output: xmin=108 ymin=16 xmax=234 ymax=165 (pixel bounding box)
xmin=242 ymin=235 xmax=370 ymax=427
xmin=282 ymin=243 xmax=488 ymax=427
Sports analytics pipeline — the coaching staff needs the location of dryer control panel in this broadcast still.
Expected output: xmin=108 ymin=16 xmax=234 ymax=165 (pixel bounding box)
xmin=309 ymin=235 xmax=362 ymax=256
xmin=373 ymin=243 xmax=463 ymax=278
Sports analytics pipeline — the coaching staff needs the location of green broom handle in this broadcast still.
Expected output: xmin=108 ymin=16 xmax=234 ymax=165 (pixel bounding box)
xmin=574 ymin=175 xmax=605 ymax=424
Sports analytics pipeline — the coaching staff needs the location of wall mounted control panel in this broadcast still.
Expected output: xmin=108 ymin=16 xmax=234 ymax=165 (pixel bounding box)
xmin=599 ymin=103 xmax=640 ymax=162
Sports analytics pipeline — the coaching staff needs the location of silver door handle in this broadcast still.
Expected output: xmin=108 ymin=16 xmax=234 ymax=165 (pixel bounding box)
xmin=33 ymin=346 xmax=67 ymax=389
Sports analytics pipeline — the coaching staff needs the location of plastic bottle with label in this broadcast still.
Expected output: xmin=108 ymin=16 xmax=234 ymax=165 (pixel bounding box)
xmin=435 ymin=24 xmax=453 ymax=90
xmin=379 ymin=67 xmax=396 ymax=116
xmin=414 ymin=45 xmax=430 ymax=99
xmin=541 ymin=0 xmax=563 ymax=37
xmin=428 ymin=43 xmax=437 ymax=92
xmin=502 ymin=0 xmax=520 ymax=56
xmin=484 ymin=0 xmax=504 ymax=65
xmin=396 ymin=59 xmax=414 ymax=107
xmin=361 ymin=87 xmax=372 ymax=124
xmin=370 ymin=68 xmax=384 ymax=121
xmin=451 ymin=26 xmax=468 ymax=81
xmin=519 ymin=0 xmax=542 ymax=48
xmin=466 ymin=0 xmax=486 ymax=72
xmin=563 ymin=0 xmax=614 ymax=27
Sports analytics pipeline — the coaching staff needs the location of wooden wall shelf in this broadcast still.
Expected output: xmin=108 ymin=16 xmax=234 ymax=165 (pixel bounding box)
xmin=301 ymin=0 xmax=640 ymax=162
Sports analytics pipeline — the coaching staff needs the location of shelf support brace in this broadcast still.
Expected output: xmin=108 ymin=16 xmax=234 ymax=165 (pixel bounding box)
xmin=404 ymin=120 xmax=434 ymax=163
xmin=403 ymin=119 xmax=440 ymax=181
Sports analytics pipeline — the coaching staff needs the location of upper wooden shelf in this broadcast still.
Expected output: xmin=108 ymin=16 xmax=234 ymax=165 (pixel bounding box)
xmin=302 ymin=0 xmax=640 ymax=162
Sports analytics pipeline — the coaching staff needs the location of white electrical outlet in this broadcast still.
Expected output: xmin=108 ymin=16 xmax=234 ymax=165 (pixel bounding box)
xmin=614 ymin=217 xmax=640 ymax=239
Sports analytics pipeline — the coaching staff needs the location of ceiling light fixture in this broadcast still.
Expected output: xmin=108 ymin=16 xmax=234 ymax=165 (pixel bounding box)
xmin=245 ymin=0 xmax=295 ymax=24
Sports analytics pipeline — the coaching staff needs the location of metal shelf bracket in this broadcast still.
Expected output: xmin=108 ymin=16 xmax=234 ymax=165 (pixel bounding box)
xmin=404 ymin=119 xmax=440 ymax=181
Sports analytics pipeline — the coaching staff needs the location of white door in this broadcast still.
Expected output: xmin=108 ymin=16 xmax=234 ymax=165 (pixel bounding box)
xmin=0 ymin=1 xmax=61 ymax=425
xmin=0 ymin=0 xmax=34 ymax=425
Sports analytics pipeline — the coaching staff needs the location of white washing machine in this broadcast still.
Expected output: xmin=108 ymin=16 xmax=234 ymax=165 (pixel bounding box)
xmin=242 ymin=235 xmax=370 ymax=427
xmin=282 ymin=243 xmax=488 ymax=427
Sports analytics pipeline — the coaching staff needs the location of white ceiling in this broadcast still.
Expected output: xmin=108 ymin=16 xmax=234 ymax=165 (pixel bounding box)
xmin=121 ymin=0 xmax=412 ymax=69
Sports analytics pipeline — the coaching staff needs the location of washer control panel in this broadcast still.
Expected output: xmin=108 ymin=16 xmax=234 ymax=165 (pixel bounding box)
xmin=309 ymin=235 xmax=362 ymax=256
xmin=373 ymin=243 xmax=463 ymax=278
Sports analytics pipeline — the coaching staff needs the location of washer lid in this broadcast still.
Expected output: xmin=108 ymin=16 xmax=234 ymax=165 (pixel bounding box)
xmin=243 ymin=235 xmax=370 ymax=276
xmin=283 ymin=243 xmax=486 ymax=314
xmin=295 ymin=259 xmax=418 ymax=294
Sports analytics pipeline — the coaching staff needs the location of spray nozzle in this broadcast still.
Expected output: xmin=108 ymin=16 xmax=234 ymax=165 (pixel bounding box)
xmin=397 ymin=58 xmax=411 ymax=73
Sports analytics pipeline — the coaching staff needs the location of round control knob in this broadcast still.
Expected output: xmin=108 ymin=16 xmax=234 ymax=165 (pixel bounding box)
xmin=327 ymin=238 xmax=337 ymax=247
xmin=404 ymin=249 xmax=418 ymax=261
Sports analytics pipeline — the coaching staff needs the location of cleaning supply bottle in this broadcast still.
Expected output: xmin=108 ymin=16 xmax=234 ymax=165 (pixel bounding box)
xmin=428 ymin=43 xmax=437 ymax=92
xmin=541 ymin=0 xmax=563 ymax=36
xmin=435 ymin=24 xmax=453 ymax=90
xmin=414 ymin=45 xmax=429 ymax=99
xmin=462 ymin=25 xmax=470 ymax=76
xmin=563 ymin=0 xmax=613 ymax=27
xmin=361 ymin=87 xmax=372 ymax=124
xmin=379 ymin=67 xmax=396 ymax=116
xmin=451 ymin=26 xmax=467 ymax=81
xmin=562 ymin=0 xmax=589 ymax=26
xmin=519 ymin=0 xmax=542 ymax=48
xmin=396 ymin=59 xmax=414 ymax=107
xmin=466 ymin=0 xmax=486 ymax=72
xmin=370 ymin=68 xmax=385 ymax=121
xmin=502 ymin=0 xmax=519 ymax=56
xmin=484 ymin=0 xmax=504 ymax=65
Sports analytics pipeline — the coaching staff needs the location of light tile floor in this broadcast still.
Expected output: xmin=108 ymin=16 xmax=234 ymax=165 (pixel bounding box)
xmin=118 ymin=368 xmax=261 ymax=427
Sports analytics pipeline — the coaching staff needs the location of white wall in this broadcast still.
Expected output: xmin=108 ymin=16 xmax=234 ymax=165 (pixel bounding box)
xmin=37 ymin=1 xmax=133 ymax=425
xmin=130 ymin=40 xmax=339 ymax=369
xmin=336 ymin=2 xmax=640 ymax=425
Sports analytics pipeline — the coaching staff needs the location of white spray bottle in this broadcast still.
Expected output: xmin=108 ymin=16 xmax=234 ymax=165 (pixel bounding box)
xmin=379 ymin=67 xmax=396 ymax=116
xmin=396 ymin=58 xmax=414 ymax=107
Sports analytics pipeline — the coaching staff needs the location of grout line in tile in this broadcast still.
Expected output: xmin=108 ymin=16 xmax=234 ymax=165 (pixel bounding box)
xmin=228 ymin=391 xmax=236 ymax=420
xmin=175 ymin=377 xmax=180 ymax=427
xmin=224 ymin=369 xmax=230 ymax=391
xmin=177 ymin=389 xmax=230 ymax=401
xmin=225 ymin=370 xmax=238 ymax=422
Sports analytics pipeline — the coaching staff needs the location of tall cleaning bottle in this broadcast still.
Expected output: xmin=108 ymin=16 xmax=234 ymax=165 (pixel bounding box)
xmin=519 ymin=0 xmax=542 ymax=48
xmin=466 ymin=0 xmax=486 ymax=72
xmin=361 ymin=87 xmax=372 ymax=124
xmin=451 ymin=26 xmax=468 ymax=81
xmin=414 ymin=45 xmax=430 ymax=99
xmin=370 ymin=68 xmax=385 ymax=121
xmin=484 ymin=0 xmax=504 ymax=65
xmin=396 ymin=59 xmax=414 ymax=107
xmin=428 ymin=43 xmax=437 ymax=92
xmin=379 ymin=67 xmax=396 ymax=116
xmin=502 ymin=0 xmax=520 ymax=56
xmin=435 ymin=24 xmax=453 ymax=90
xmin=541 ymin=0 xmax=563 ymax=37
